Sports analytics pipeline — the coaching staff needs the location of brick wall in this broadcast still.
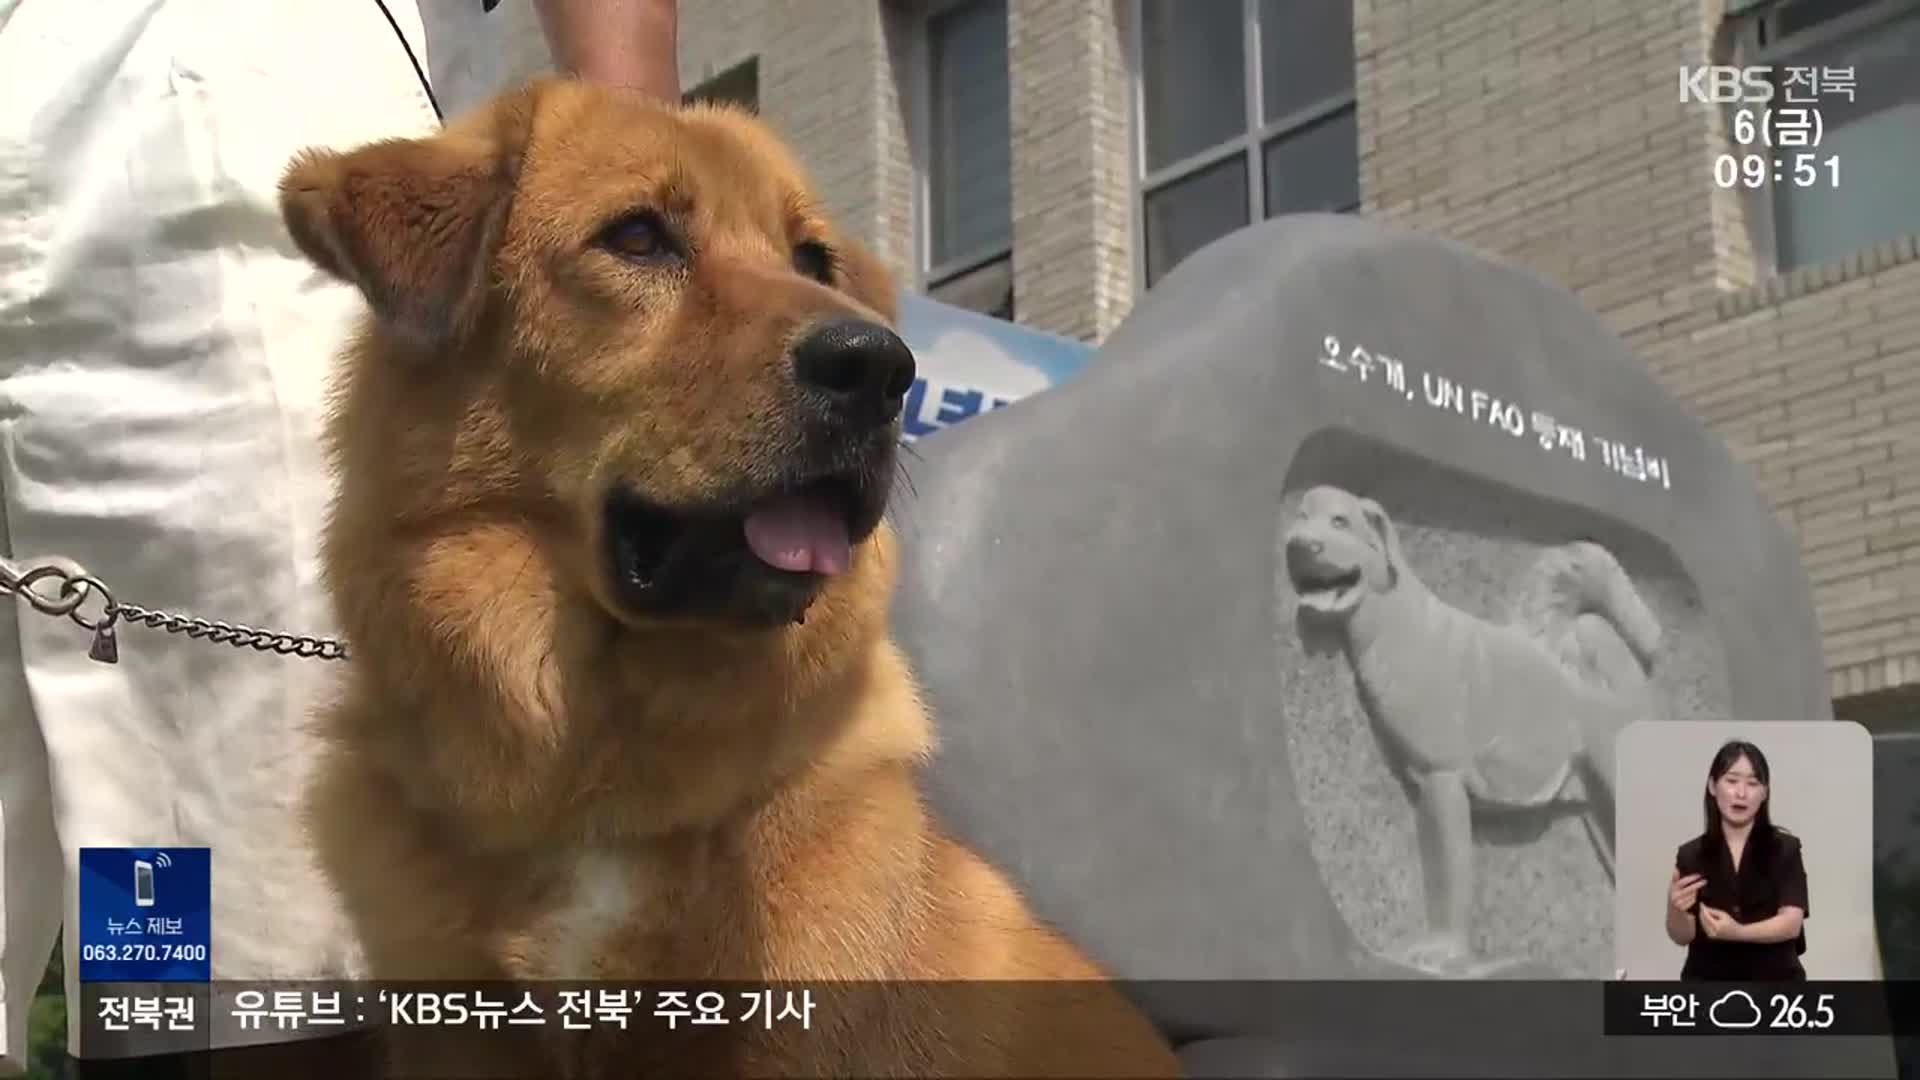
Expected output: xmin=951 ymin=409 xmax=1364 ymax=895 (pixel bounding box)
xmin=677 ymin=0 xmax=1920 ymax=712
xmin=1007 ymin=0 xmax=1135 ymax=340
xmin=680 ymin=0 xmax=915 ymax=275
xmin=1675 ymin=246 xmax=1920 ymax=703
xmin=1353 ymin=0 xmax=1920 ymax=707
xmin=1357 ymin=0 xmax=1722 ymax=346
xmin=682 ymin=0 xmax=1136 ymax=340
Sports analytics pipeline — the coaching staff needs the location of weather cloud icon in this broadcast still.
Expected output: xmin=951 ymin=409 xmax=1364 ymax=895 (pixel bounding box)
xmin=1709 ymin=990 xmax=1763 ymax=1029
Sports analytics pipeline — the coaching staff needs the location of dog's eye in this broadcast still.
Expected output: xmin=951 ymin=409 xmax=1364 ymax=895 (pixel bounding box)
xmin=792 ymin=240 xmax=837 ymax=284
xmin=597 ymin=211 xmax=677 ymax=263
xmin=1331 ymin=514 xmax=1351 ymax=529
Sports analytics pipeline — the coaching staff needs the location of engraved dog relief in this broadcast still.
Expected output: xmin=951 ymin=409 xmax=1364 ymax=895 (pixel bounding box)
xmin=1283 ymin=484 xmax=1665 ymax=977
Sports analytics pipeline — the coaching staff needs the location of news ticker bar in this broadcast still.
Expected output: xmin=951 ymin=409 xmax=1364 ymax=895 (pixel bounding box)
xmin=73 ymin=980 xmax=1918 ymax=1053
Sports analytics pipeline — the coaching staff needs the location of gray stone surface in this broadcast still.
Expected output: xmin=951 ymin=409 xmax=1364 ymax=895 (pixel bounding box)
xmin=1874 ymin=733 xmax=1919 ymax=1078
xmin=888 ymin=214 xmax=1888 ymax=1075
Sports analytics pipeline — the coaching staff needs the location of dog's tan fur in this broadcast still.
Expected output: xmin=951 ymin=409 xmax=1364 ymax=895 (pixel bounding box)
xmin=278 ymin=79 xmax=1177 ymax=1077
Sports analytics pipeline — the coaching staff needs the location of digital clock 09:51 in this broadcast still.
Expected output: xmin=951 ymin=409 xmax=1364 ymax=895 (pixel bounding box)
xmin=1715 ymin=152 xmax=1840 ymax=189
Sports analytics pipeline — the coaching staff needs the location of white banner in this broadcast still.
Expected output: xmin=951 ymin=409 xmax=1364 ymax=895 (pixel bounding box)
xmin=893 ymin=295 xmax=1093 ymax=441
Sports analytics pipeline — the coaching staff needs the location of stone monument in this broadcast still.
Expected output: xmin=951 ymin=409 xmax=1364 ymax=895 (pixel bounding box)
xmin=888 ymin=213 xmax=1893 ymax=1077
xmin=1873 ymin=730 xmax=1919 ymax=1072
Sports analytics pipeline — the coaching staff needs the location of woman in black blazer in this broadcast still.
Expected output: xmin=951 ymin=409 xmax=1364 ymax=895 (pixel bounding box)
xmin=1665 ymin=739 xmax=1809 ymax=981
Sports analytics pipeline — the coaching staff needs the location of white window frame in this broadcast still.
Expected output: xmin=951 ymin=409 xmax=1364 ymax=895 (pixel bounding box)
xmin=1733 ymin=0 xmax=1920 ymax=274
xmin=907 ymin=0 xmax=1015 ymax=316
xmin=1126 ymin=0 xmax=1358 ymax=293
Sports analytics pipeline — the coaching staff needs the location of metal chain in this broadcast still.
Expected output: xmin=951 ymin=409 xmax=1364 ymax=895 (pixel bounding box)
xmin=112 ymin=601 xmax=350 ymax=661
xmin=0 ymin=555 xmax=349 ymax=664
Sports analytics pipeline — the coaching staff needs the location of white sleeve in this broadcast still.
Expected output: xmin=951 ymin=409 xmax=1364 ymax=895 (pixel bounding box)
xmin=0 ymin=653 xmax=62 ymax=1077
xmin=0 ymin=2 xmax=446 ymax=1066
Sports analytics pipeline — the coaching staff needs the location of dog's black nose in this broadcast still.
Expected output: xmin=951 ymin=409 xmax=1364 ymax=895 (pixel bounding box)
xmin=1290 ymin=536 xmax=1323 ymax=557
xmin=790 ymin=318 xmax=916 ymax=425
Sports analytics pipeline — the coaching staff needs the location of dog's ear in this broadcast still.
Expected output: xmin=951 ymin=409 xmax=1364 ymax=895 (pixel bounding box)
xmin=277 ymin=85 xmax=537 ymax=351
xmin=836 ymin=237 xmax=900 ymax=325
xmin=1358 ymin=496 xmax=1404 ymax=587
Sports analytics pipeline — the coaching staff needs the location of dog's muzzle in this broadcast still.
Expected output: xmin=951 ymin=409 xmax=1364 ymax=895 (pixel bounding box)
xmin=602 ymin=448 xmax=895 ymax=628
xmin=1285 ymin=533 xmax=1366 ymax=615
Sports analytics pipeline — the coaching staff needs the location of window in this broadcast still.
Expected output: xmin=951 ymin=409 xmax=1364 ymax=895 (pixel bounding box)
xmin=916 ymin=0 xmax=1015 ymax=320
xmin=683 ymin=57 xmax=760 ymax=112
xmin=1134 ymin=0 xmax=1358 ymax=289
xmin=1746 ymin=0 xmax=1920 ymax=271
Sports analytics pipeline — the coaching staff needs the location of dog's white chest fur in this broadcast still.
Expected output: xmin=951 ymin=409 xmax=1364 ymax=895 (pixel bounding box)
xmin=540 ymin=850 xmax=637 ymax=979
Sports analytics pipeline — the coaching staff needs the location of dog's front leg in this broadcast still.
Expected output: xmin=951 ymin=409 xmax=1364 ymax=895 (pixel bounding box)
xmin=1576 ymin=747 xmax=1619 ymax=880
xmin=1407 ymin=768 xmax=1474 ymax=969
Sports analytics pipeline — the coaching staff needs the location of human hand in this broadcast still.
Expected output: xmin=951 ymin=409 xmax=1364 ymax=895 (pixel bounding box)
xmin=535 ymin=0 xmax=680 ymax=101
xmin=1698 ymin=904 xmax=1746 ymax=941
xmin=1668 ymin=869 xmax=1705 ymax=916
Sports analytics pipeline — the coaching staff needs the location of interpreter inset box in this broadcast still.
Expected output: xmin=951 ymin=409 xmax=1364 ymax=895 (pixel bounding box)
xmin=1613 ymin=722 xmax=1877 ymax=982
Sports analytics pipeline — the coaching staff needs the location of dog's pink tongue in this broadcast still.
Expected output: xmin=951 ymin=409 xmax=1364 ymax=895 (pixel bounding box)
xmin=743 ymin=495 xmax=851 ymax=576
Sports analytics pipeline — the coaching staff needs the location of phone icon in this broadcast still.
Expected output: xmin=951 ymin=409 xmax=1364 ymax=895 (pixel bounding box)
xmin=133 ymin=860 xmax=155 ymax=908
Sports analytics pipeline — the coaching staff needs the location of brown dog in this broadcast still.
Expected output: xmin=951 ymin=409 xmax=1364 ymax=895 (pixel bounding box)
xmin=276 ymin=79 xmax=1177 ymax=1077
